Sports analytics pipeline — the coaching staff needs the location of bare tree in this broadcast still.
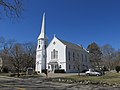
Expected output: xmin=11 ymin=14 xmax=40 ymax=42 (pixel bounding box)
xmin=9 ymin=43 xmax=24 ymax=77
xmin=101 ymin=44 xmax=116 ymax=70
xmin=74 ymin=53 xmax=85 ymax=76
xmin=0 ymin=37 xmax=5 ymax=49
xmin=0 ymin=37 xmax=16 ymax=72
xmin=114 ymin=50 xmax=120 ymax=67
xmin=0 ymin=37 xmax=36 ymax=76
xmin=22 ymin=42 xmax=36 ymax=71
xmin=76 ymin=62 xmax=81 ymax=76
xmin=0 ymin=0 xmax=23 ymax=18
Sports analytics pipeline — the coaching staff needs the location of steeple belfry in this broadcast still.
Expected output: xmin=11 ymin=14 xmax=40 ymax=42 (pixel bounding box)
xmin=35 ymin=13 xmax=48 ymax=73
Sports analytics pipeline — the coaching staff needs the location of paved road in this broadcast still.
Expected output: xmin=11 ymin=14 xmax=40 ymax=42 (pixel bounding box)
xmin=0 ymin=76 xmax=120 ymax=90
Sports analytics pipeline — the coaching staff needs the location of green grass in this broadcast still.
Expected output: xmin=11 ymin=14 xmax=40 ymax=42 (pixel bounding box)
xmin=64 ymin=72 xmax=120 ymax=85
xmin=0 ymin=72 xmax=43 ymax=78
xmin=1 ymin=72 xmax=120 ymax=86
xmin=0 ymin=73 xmax=10 ymax=76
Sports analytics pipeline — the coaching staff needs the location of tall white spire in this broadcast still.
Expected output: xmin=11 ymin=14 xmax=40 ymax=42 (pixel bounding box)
xmin=35 ymin=13 xmax=48 ymax=73
xmin=38 ymin=13 xmax=46 ymax=39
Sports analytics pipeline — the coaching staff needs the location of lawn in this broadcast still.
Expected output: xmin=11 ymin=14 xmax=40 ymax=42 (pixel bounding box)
xmin=1 ymin=72 xmax=120 ymax=86
xmin=63 ymin=72 xmax=120 ymax=86
xmin=0 ymin=73 xmax=10 ymax=76
xmin=49 ymin=72 xmax=120 ymax=87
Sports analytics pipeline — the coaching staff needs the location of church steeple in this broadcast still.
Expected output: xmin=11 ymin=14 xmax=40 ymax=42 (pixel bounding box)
xmin=35 ymin=13 xmax=48 ymax=73
xmin=38 ymin=13 xmax=46 ymax=39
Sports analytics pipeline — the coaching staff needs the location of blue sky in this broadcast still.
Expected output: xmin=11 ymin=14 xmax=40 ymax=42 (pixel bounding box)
xmin=0 ymin=0 xmax=120 ymax=49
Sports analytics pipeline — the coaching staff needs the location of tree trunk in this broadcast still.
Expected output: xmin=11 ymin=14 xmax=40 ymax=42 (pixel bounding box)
xmin=78 ymin=67 xmax=80 ymax=76
xmin=17 ymin=62 xmax=20 ymax=77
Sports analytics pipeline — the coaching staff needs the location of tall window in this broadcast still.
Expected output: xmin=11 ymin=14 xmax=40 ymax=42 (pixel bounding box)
xmin=38 ymin=40 xmax=41 ymax=48
xmin=69 ymin=64 xmax=71 ymax=69
xmin=73 ymin=52 xmax=75 ymax=61
xmin=53 ymin=49 xmax=55 ymax=58
xmin=51 ymin=49 xmax=58 ymax=59
xmin=81 ymin=54 xmax=84 ymax=62
xmin=68 ymin=51 xmax=70 ymax=60
xmin=73 ymin=65 xmax=75 ymax=69
xmin=55 ymin=51 xmax=58 ymax=59
xmin=39 ymin=45 xmax=40 ymax=48
xmin=77 ymin=53 xmax=79 ymax=60
xmin=45 ymin=41 xmax=47 ymax=49
xmin=51 ymin=51 xmax=53 ymax=59
xmin=85 ymin=55 xmax=87 ymax=62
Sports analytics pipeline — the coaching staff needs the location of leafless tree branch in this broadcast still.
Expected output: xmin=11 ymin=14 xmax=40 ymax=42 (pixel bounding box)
xmin=0 ymin=0 xmax=23 ymax=18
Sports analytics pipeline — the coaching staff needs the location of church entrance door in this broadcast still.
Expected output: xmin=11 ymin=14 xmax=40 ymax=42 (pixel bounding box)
xmin=49 ymin=62 xmax=58 ymax=72
xmin=51 ymin=64 xmax=58 ymax=72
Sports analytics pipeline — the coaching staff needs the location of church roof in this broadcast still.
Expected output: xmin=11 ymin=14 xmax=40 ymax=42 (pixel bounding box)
xmin=58 ymin=39 xmax=83 ymax=50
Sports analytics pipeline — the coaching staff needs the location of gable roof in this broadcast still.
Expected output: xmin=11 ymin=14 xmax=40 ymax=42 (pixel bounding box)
xmin=58 ymin=38 xmax=83 ymax=50
xmin=49 ymin=36 xmax=89 ymax=53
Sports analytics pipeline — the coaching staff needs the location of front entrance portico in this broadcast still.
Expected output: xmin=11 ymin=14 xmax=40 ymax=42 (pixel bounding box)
xmin=48 ymin=62 xmax=59 ymax=72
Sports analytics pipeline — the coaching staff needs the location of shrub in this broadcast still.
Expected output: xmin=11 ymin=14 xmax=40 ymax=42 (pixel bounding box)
xmin=54 ymin=69 xmax=65 ymax=73
xmin=9 ymin=73 xmax=16 ymax=77
xmin=34 ymin=71 xmax=38 ymax=75
xmin=102 ymin=66 xmax=109 ymax=71
xmin=2 ymin=67 xmax=9 ymax=73
xmin=115 ymin=66 xmax=120 ymax=73
xmin=42 ymin=69 xmax=48 ymax=75
xmin=81 ymin=69 xmax=88 ymax=73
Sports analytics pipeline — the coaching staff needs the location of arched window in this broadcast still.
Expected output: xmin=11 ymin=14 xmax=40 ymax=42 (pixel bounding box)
xmin=51 ymin=49 xmax=58 ymax=59
xmin=39 ymin=45 xmax=40 ymax=48
xmin=48 ymin=66 xmax=50 ymax=69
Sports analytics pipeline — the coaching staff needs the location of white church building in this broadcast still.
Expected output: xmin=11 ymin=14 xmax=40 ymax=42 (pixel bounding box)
xmin=35 ymin=13 xmax=90 ymax=73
